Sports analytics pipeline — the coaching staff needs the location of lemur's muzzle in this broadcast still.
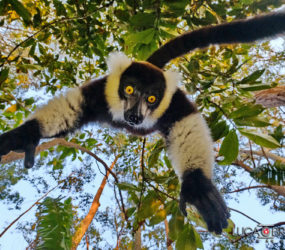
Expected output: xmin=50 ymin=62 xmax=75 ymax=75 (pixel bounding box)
xmin=124 ymin=100 xmax=143 ymax=125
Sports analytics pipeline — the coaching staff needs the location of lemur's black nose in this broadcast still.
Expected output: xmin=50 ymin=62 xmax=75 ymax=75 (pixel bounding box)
xmin=128 ymin=114 xmax=142 ymax=125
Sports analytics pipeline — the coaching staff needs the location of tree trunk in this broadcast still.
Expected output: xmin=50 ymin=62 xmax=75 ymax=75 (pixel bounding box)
xmin=132 ymin=226 xmax=142 ymax=250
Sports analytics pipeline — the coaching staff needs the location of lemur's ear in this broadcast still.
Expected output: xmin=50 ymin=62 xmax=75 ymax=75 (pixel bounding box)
xmin=107 ymin=52 xmax=132 ymax=75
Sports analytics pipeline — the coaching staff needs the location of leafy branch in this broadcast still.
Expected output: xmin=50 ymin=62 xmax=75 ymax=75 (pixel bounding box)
xmin=0 ymin=0 xmax=115 ymax=68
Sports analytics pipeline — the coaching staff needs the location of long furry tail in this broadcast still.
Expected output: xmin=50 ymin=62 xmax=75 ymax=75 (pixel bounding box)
xmin=147 ymin=12 xmax=285 ymax=68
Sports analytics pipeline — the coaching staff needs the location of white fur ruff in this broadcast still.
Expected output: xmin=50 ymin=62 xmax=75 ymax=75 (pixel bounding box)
xmin=28 ymin=88 xmax=83 ymax=137
xmin=167 ymin=113 xmax=214 ymax=179
xmin=105 ymin=52 xmax=132 ymax=121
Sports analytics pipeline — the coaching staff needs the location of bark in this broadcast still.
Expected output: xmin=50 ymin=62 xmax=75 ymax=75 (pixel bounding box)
xmin=71 ymin=155 xmax=119 ymax=249
xmin=132 ymin=226 xmax=142 ymax=250
xmin=255 ymin=85 xmax=285 ymax=108
xmin=164 ymin=219 xmax=173 ymax=250
xmin=240 ymin=149 xmax=285 ymax=164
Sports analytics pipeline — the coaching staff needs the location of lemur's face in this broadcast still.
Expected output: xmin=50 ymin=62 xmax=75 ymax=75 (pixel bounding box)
xmin=119 ymin=62 xmax=166 ymax=126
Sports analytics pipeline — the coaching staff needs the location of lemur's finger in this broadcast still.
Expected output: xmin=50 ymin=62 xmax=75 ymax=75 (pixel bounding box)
xmin=24 ymin=144 xmax=36 ymax=169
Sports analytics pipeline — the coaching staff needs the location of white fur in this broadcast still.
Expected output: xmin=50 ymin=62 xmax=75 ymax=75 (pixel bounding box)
xmin=167 ymin=113 xmax=214 ymax=179
xmin=28 ymin=88 xmax=83 ymax=137
xmin=150 ymin=70 xmax=179 ymax=119
xmin=105 ymin=52 xmax=132 ymax=121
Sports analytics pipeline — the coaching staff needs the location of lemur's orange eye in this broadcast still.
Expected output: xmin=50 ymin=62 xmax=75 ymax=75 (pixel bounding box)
xmin=125 ymin=86 xmax=134 ymax=95
xmin=147 ymin=95 xmax=156 ymax=103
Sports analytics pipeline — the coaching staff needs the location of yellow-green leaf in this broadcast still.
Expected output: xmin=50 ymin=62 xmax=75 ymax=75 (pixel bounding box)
xmin=239 ymin=129 xmax=281 ymax=148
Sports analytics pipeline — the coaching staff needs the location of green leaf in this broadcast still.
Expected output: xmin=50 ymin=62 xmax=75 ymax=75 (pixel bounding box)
xmin=53 ymin=0 xmax=67 ymax=16
xmin=137 ymin=191 xmax=162 ymax=220
xmin=234 ymin=116 xmax=271 ymax=127
xmin=37 ymin=197 xmax=73 ymax=249
xmin=33 ymin=8 xmax=42 ymax=27
xmin=18 ymin=64 xmax=43 ymax=71
xmin=219 ymin=130 xmax=239 ymax=165
xmin=169 ymin=209 xmax=184 ymax=240
xmin=130 ymin=13 xmax=156 ymax=27
xmin=9 ymin=0 xmax=31 ymax=24
xmin=148 ymin=139 xmax=164 ymax=168
xmin=270 ymin=125 xmax=284 ymax=143
xmin=114 ymin=9 xmax=130 ymax=22
xmin=237 ymin=69 xmax=265 ymax=85
xmin=229 ymin=104 xmax=264 ymax=119
xmin=0 ymin=67 xmax=9 ymax=83
xmin=125 ymin=28 xmax=155 ymax=45
xmin=164 ymin=0 xmax=189 ymax=15
xmin=176 ymin=224 xmax=203 ymax=250
xmin=117 ymin=182 xmax=140 ymax=192
xmin=24 ymin=97 xmax=35 ymax=105
xmin=188 ymin=211 xmax=207 ymax=229
xmin=126 ymin=207 xmax=136 ymax=217
xmin=239 ymin=129 xmax=281 ymax=148
xmin=239 ymin=84 xmax=272 ymax=91
xmin=149 ymin=209 xmax=167 ymax=226
xmin=210 ymin=120 xmax=229 ymax=141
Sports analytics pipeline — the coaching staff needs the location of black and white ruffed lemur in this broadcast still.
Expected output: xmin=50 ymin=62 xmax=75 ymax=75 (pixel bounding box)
xmin=1 ymin=11 xmax=285 ymax=234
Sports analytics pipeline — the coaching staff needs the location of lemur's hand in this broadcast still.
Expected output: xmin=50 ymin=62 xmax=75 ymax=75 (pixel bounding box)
xmin=179 ymin=169 xmax=230 ymax=235
xmin=0 ymin=119 xmax=41 ymax=168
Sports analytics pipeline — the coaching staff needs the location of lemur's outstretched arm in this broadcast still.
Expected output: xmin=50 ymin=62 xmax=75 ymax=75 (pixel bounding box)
xmin=147 ymin=12 xmax=285 ymax=68
xmin=0 ymin=78 xmax=109 ymax=168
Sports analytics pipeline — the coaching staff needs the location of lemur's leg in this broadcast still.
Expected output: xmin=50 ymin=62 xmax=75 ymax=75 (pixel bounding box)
xmin=157 ymin=91 xmax=229 ymax=234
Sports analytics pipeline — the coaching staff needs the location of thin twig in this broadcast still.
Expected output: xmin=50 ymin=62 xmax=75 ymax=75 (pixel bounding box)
xmin=226 ymin=185 xmax=269 ymax=194
xmin=249 ymin=140 xmax=257 ymax=168
xmin=146 ymin=180 xmax=178 ymax=201
xmin=138 ymin=138 xmax=146 ymax=208
xmin=261 ymin=147 xmax=273 ymax=167
xmin=228 ymin=207 xmax=260 ymax=224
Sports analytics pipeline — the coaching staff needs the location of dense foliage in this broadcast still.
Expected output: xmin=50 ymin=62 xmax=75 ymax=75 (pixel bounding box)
xmin=0 ymin=0 xmax=284 ymax=249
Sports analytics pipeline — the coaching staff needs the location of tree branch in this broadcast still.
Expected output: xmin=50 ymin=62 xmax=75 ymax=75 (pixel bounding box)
xmin=240 ymin=149 xmax=285 ymax=164
xmin=1 ymin=137 xmax=127 ymax=218
xmin=233 ymin=160 xmax=285 ymax=197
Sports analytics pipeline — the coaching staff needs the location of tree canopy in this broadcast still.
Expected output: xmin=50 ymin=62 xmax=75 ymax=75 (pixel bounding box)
xmin=0 ymin=0 xmax=284 ymax=249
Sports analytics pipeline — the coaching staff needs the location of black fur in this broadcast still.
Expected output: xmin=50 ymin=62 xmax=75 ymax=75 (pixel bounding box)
xmin=180 ymin=168 xmax=230 ymax=234
xmin=80 ymin=77 xmax=111 ymax=124
xmin=147 ymin=12 xmax=285 ymax=68
xmin=0 ymin=119 xmax=41 ymax=168
xmin=157 ymin=89 xmax=197 ymax=136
